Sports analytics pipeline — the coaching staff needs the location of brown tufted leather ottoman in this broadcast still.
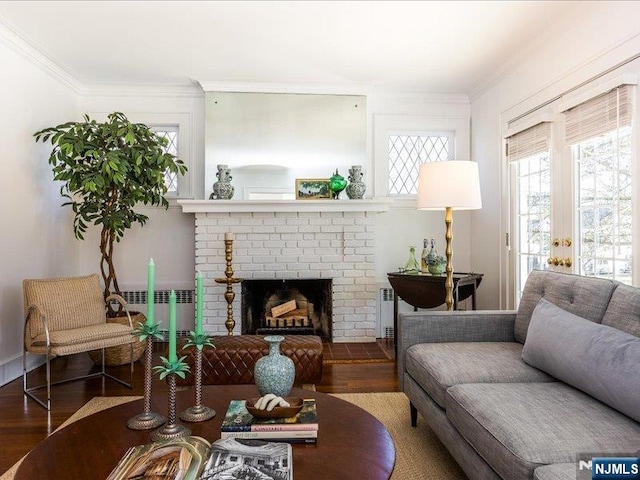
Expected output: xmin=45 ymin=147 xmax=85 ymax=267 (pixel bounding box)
xmin=176 ymin=335 xmax=323 ymax=387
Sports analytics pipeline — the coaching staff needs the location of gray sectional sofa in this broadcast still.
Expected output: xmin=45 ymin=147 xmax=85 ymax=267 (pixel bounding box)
xmin=398 ymin=270 xmax=640 ymax=480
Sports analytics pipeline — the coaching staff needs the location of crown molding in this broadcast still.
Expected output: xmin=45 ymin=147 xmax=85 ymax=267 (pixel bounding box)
xmin=197 ymin=80 xmax=374 ymax=96
xmin=80 ymin=82 xmax=205 ymax=98
xmin=0 ymin=17 xmax=82 ymax=94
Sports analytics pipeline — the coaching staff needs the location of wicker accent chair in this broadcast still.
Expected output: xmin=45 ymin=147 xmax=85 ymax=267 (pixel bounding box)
xmin=23 ymin=274 xmax=135 ymax=410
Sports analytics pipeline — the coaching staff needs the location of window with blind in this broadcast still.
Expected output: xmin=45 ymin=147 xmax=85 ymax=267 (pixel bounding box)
xmin=564 ymin=85 xmax=634 ymax=283
xmin=506 ymin=122 xmax=553 ymax=297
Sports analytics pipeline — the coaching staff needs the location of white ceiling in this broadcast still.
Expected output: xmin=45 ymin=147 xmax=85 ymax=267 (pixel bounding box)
xmin=0 ymin=1 xmax=590 ymax=94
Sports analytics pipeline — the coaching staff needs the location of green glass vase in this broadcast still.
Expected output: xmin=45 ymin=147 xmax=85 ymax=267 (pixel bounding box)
xmin=404 ymin=246 xmax=421 ymax=274
xmin=329 ymin=169 xmax=347 ymax=199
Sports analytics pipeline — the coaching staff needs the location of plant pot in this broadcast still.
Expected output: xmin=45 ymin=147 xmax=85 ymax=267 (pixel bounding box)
xmin=88 ymin=311 xmax=146 ymax=366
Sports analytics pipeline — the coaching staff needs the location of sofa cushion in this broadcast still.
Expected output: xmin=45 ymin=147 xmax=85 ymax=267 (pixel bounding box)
xmin=522 ymin=298 xmax=640 ymax=422
xmin=533 ymin=464 xmax=576 ymax=480
xmin=446 ymin=382 xmax=640 ymax=480
xmin=405 ymin=342 xmax=553 ymax=408
xmin=514 ymin=270 xmax=616 ymax=343
xmin=601 ymin=284 xmax=640 ymax=337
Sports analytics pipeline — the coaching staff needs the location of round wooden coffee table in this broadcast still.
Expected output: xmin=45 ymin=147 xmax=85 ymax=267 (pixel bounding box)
xmin=14 ymin=385 xmax=395 ymax=479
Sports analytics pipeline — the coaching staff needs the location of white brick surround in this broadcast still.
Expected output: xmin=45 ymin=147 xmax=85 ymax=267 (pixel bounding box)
xmin=180 ymin=200 xmax=391 ymax=342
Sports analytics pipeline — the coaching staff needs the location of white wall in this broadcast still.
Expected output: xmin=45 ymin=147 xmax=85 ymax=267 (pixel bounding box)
xmin=0 ymin=29 xmax=81 ymax=384
xmin=470 ymin=2 xmax=640 ymax=309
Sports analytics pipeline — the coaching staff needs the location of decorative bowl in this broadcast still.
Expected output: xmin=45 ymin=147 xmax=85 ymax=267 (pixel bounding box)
xmin=246 ymin=397 xmax=304 ymax=419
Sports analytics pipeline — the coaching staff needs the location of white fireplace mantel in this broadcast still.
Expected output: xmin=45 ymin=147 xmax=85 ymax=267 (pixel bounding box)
xmin=177 ymin=199 xmax=392 ymax=214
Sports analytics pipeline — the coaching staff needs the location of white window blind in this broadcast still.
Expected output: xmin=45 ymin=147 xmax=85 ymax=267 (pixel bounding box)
xmin=506 ymin=122 xmax=551 ymax=162
xmin=564 ymin=85 xmax=634 ymax=145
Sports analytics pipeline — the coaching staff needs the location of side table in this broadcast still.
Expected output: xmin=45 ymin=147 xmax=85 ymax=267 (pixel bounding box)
xmin=387 ymin=272 xmax=484 ymax=353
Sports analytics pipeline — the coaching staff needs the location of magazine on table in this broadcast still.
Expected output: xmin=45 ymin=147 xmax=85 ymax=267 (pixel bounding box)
xmin=106 ymin=435 xmax=211 ymax=480
xmin=199 ymin=438 xmax=293 ymax=480
xmin=107 ymin=437 xmax=292 ymax=480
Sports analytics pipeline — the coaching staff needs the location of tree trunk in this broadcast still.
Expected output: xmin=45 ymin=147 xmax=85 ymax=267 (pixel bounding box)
xmin=100 ymin=225 xmax=121 ymax=317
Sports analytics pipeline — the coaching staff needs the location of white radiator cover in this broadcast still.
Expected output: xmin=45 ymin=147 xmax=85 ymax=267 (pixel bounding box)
xmin=377 ymin=287 xmax=395 ymax=339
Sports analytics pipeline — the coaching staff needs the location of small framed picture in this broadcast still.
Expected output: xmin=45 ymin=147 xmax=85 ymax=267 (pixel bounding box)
xmin=295 ymin=178 xmax=333 ymax=200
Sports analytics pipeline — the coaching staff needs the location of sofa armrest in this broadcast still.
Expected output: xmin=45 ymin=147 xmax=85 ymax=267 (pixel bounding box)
xmin=397 ymin=310 xmax=517 ymax=390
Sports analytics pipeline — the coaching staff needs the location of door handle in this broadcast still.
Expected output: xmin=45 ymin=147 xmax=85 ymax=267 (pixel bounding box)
xmin=563 ymin=238 xmax=572 ymax=247
xmin=547 ymin=257 xmax=561 ymax=266
xmin=552 ymin=238 xmax=561 ymax=248
xmin=548 ymin=257 xmax=572 ymax=267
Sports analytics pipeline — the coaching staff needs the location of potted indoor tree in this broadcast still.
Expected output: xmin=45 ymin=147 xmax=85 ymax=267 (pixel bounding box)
xmin=34 ymin=112 xmax=187 ymax=363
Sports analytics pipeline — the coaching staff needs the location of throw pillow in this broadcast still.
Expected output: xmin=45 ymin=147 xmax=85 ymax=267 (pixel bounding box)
xmin=522 ymin=298 xmax=640 ymax=422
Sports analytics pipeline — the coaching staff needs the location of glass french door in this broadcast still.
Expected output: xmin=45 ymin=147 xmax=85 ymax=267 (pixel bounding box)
xmin=509 ymin=123 xmax=635 ymax=307
xmin=574 ymin=126 xmax=633 ymax=285
xmin=510 ymin=149 xmax=553 ymax=303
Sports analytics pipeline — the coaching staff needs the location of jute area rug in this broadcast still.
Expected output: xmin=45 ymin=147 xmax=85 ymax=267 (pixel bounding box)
xmin=1 ymin=392 xmax=465 ymax=480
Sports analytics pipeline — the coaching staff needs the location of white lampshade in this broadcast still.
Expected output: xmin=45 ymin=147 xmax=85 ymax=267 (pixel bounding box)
xmin=417 ymin=161 xmax=482 ymax=210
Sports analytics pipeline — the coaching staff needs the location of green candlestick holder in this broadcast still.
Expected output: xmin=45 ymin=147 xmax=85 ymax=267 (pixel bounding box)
xmin=152 ymin=357 xmax=191 ymax=441
xmin=128 ymin=322 xmax=166 ymax=430
xmin=180 ymin=333 xmax=216 ymax=423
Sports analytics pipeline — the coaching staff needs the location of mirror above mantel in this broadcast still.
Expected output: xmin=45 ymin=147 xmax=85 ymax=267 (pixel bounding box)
xmin=204 ymin=91 xmax=367 ymax=200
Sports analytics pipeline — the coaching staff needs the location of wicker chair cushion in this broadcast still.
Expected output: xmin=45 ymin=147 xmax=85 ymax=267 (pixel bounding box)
xmin=28 ymin=331 xmax=135 ymax=356
xmin=23 ymin=274 xmax=107 ymax=341
xmin=31 ymin=323 xmax=132 ymax=347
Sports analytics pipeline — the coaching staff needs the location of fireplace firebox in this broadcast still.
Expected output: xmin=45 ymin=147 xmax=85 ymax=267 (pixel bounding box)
xmin=241 ymin=279 xmax=332 ymax=341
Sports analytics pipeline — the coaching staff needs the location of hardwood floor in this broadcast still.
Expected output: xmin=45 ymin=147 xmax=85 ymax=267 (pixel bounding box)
xmin=0 ymin=341 xmax=399 ymax=474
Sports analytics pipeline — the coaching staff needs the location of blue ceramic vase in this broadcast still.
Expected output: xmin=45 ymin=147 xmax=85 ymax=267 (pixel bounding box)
xmin=254 ymin=335 xmax=295 ymax=397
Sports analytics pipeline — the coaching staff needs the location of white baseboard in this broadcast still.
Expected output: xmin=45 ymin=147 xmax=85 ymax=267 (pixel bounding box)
xmin=0 ymin=353 xmax=44 ymax=387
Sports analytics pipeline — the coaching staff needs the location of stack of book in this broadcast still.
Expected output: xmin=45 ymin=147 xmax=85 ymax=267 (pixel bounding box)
xmin=220 ymin=398 xmax=318 ymax=444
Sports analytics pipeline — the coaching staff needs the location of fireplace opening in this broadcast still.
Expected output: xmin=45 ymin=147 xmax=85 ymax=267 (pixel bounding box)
xmin=241 ymin=279 xmax=332 ymax=341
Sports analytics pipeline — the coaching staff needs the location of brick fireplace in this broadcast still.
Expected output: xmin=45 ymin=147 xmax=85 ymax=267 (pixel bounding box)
xmin=178 ymin=200 xmax=390 ymax=342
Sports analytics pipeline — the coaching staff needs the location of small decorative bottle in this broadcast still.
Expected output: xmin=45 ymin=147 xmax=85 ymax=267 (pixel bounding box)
xmin=404 ymin=246 xmax=421 ymax=274
xmin=426 ymin=239 xmax=437 ymax=266
xmin=421 ymin=239 xmax=429 ymax=274
xmin=427 ymin=239 xmax=447 ymax=275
